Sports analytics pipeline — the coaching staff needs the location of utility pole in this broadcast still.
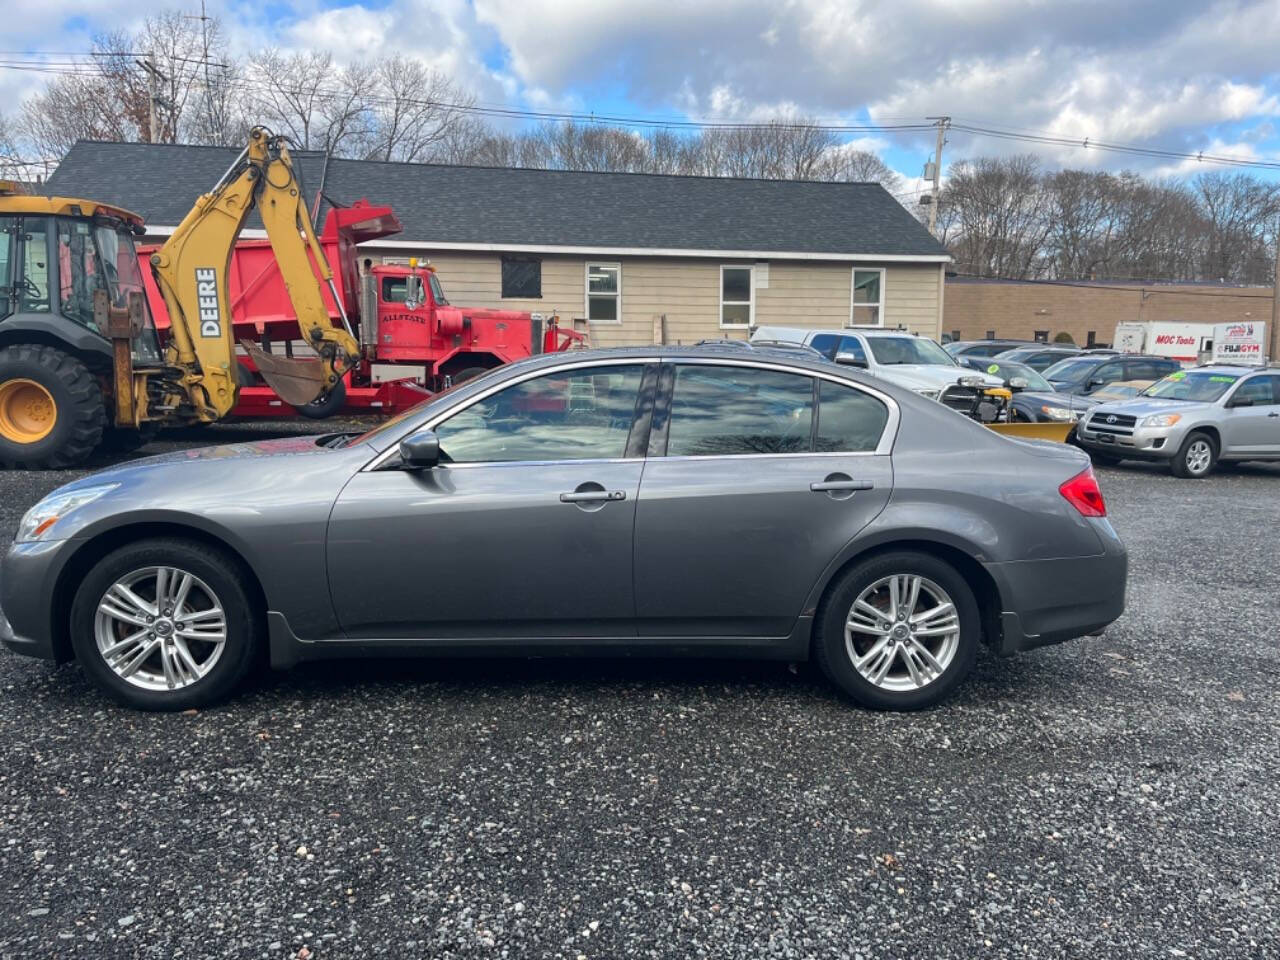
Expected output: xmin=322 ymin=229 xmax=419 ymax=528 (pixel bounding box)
xmin=136 ymin=54 xmax=172 ymax=143
xmin=925 ymin=116 xmax=949 ymax=237
xmin=1270 ymin=227 xmax=1279 ymax=363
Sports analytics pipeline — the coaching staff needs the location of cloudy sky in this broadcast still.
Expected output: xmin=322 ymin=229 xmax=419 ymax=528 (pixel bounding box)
xmin=5 ymin=0 xmax=1279 ymax=184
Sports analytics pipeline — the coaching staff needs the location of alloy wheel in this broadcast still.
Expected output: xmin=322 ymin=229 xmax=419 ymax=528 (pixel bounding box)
xmin=1186 ymin=440 xmax=1212 ymax=475
xmin=844 ymin=574 xmax=961 ymax=691
xmin=94 ymin=566 xmax=227 ymax=692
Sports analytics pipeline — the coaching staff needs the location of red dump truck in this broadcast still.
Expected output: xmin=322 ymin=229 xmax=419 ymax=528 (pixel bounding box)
xmin=140 ymin=199 xmax=585 ymax=417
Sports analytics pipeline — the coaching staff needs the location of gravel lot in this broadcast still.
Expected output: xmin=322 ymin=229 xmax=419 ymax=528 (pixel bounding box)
xmin=0 ymin=422 xmax=1277 ymax=959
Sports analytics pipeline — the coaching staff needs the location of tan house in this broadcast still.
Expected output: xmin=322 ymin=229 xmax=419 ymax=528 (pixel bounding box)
xmin=47 ymin=142 xmax=950 ymax=345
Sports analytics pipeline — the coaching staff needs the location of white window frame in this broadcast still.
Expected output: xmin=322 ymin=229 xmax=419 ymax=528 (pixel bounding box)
xmin=719 ymin=264 xmax=754 ymax=329
xmin=584 ymin=261 xmax=622 ymax=324
xmin=849 ymin=267 xmax=886 ymax=327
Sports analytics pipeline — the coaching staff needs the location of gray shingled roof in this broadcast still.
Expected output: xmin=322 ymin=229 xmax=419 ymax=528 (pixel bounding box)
xmin=45 ymin=140 xmax=947 ymax=258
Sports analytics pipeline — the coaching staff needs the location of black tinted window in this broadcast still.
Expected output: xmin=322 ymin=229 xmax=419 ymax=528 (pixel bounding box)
xmin=436 ymin=365 xmax=643 ymax=463
xmin=501 ymin=257 xmax=541 ymax=298
xmin=1093 ymin=362 xmax=1124 ymax=384
xmin=667 ymin=365 xmax=814 ymax=456
xmin=1233 ymin=376 xmax=1277 ymax=405
xmin=815 ymin=381 xmax=888 ymax=452
xmin=1126 ymin=360 xmax=1162 ymax=380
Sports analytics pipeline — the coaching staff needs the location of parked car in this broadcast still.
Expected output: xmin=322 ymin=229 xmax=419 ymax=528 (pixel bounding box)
xmin=943 ymin=339 xmax=1035 ymax=360
xmin=995 ymin=345 xmax=1085 ymax=372
xmin=1040 ymin=353 xmax=1180 ymax=397
xmin=1076 ymin=365 xmax=1280 ymax=477
xmin=750 ymin=326 xmax=1005 ymax=400
xmin=955 ymin=357 xmax=1074 ymax=424
xmin=0 ymin=347 xmax=1127 ymax=712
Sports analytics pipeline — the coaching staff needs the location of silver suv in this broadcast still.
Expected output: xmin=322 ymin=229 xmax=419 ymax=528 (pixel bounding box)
xmin=1076 ymin=365 xmax=1280 ymax=478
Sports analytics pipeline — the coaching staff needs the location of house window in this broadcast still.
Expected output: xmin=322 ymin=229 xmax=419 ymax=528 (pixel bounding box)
xmin=1086 ymin=330 xmax=1097 ymax=347
xmin=720 ymin=265 xmax=753 ymax=328
xmin=585 ymin=262 xmax=621 ymax=323
xmin=850 ymin=269 xmax=884 ymax=326
xmin=502 ymin=257 xmax=541 ymax=298
xmin=1034 ymin=330 xmax=1049 ymax=343
xmin=985 ymin=330 xmax=996 ymax=340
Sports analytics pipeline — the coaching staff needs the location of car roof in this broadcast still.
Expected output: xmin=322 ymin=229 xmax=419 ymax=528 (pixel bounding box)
xmin=502 ymin=343 xmax=847 ymax=375
xmin=1187 ymin=364 xmax=1270 ymax=376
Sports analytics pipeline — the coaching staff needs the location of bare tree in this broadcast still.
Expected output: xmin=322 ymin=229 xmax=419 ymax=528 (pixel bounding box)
xmin=247 ymin=49 xmax=374 ymax=154
xmin=942 ymin=155 xmax=1053 ymax=278
xmin=362 ymin=56 xmax=476 ymax=163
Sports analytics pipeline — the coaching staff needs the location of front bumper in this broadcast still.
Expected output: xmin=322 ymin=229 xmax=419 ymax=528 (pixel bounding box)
xmin=983 ymin=517 xmax=1128 ymax=655
xmin=1076 ymin=418 xmax=1183 ymax=460
xmin=0 ymin=539 xmax=78 ymax=662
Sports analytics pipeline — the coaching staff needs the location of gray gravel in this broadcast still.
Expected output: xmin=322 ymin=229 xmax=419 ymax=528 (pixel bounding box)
xmin=0 ymin=425 xmax=1277 ymax=959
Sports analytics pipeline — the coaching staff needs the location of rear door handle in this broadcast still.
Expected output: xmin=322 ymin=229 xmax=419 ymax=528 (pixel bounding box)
xmin=560 ymin=489 xmax=626 ymax=503
xmin=810 ymin=479 xmax=874 ymax=492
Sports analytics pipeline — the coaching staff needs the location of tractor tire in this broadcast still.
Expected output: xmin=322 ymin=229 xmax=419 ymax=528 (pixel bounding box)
xmin=0 ymin=344 xmax=105 ymax=469
xmin=292 ymin=377 xmax=347 ymax=420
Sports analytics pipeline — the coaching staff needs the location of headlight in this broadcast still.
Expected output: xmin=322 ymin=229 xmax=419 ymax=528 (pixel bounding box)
xmin=1140 ymin=413 xmax=1182 ymax=428
xmin=1039 ymin=405 xmax=1074 ymax=421
xmin=16 ymin=484 xmax=118 ymax=542
xmin=915 ymin=389 xmax=940 ymax=400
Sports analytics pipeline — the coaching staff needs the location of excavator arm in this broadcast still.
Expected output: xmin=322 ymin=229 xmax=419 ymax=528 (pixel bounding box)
xmin=147 ymin=127 xmax=359 ymax=421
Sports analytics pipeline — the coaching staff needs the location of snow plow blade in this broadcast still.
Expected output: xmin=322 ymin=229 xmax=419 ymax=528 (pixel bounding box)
xmin=986 ymin=421 xmax=1075 ymax=443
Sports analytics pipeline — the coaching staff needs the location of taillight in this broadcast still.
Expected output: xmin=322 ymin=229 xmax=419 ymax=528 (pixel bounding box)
xmin=1059 ymin=465 xmax=1106 ymax=517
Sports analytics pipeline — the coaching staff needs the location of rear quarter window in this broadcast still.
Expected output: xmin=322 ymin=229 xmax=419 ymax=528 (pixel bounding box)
xmin=815 ymin=381 xmax=888 ymax=452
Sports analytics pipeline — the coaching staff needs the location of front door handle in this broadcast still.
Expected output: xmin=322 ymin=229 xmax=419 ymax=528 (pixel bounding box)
xmin=810 ymin=479 xmax=874 ymax=492
xmin=560 ymin=489 xmax=626 ymax=503
xmin=1268 ymin=412 xmax=1280 ymax=418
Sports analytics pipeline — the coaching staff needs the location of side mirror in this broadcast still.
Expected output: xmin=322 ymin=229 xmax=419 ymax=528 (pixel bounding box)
xmin=399 ymin=430 xmax=440 ymax=468
xmin=404 ymin=275 xmax=425 ymax=310
xmin=834 ymin=351 xmax=867 ymax=368
xmin=1227 ymin=396 xmax=1254 ymax=408
xmin=1008 ymin=376 xmax=1029 ymax=390
xmin=1088 ymin=378 xmax=1106 ymax=389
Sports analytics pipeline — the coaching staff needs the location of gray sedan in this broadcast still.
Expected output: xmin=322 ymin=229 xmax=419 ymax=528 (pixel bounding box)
xmin=0 ymin=347 xmax=1127 ymax=711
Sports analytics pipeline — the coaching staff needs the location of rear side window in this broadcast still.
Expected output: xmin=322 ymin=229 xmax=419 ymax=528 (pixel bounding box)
xmin=667 ymin=365 xmax=814 ymax=456
xmin=815 ymin=381 xmax=888 ymax=452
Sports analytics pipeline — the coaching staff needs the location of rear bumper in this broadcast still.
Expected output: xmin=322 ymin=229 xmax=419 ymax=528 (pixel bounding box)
xmin=983 ymin=518 xmax=1128 ymax=655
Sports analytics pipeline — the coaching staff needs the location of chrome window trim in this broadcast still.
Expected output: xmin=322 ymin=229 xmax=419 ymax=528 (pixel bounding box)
xmin=662 ymin=356 xmax=900 ymax=457
xmin=363 ymin=356 xmax=662 ymax=471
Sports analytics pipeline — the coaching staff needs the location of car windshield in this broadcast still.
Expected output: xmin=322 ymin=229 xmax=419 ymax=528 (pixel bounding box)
xmin=970 ymin=359 xmax=1052 ymax=391
xmin=867 ymin=336 xmax=955 ymax=366
xmin=1142 ymin=370 xmax=1238 ymax=402
xmin=1042 ymin=357 xmax=1099 ymax=383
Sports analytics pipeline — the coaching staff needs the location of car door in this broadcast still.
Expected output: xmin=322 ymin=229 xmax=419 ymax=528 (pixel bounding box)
xmin=632 ymin=360 xmax=894 ymax=639
xmin=1221 ymin=375 xmax=1280 ymax=456
xmin=327 ymin=360 xmax=654 ymax=640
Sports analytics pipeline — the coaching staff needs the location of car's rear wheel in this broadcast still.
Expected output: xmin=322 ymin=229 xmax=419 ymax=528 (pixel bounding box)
xmin=814 ymin=551 xmax=979 ymax=710
xmin=1171 ymin=431 xmax=1217 ymax=479
xmin=70 ymin=539 xmax=261 ymax=710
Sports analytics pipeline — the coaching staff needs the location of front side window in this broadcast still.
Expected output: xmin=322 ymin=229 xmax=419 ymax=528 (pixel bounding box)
xmin=434 ymin=364 xmax=644 ymax=463
xmin=58 ymin=219 xmax=106 ymax=331
xmin=501 ymin=257 xmax=541 ymax=298
xmin=838 ymin=336 xmax=868 ymax=364
xmin=851 ymin=269 xmax=884 ymax=326
xmin=810 ymin=333 xmax=841 ymax=360
xmin=1229 ymin=376 xmax=1277 ymax=405
xmin=720 ymin=265 xmax=753 ymax=328
xmin=586 ymin=262 xmax=620 ymax=323
xmin=666 ymin=364 xmax=814 ymax=457
xmin=20 ymin=219 xmax=51 ymax=313
xmin=382 ymin=276 xmax=408 ymax=303
xmin=815 ymin=380 xmax=888 ymax=452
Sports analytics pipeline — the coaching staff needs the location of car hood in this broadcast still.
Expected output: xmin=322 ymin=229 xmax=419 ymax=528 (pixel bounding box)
xmin=876 ymin=364 xmax=1004 ymax=390
xmin=1086 ymin=397 xmax=1213 ymax=419
xmin=1016 ymin=390 xmax=1098 ymax=413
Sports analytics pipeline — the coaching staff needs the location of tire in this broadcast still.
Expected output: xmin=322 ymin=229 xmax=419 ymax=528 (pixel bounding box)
xmin=99 ymin=422 xmax=158 ymax=454
xmin=451 ymin=366 xmax=491 ymax=385
xmin=1088 ymin=449 xmax=1121 ymax=467
xmin=1170 ymin=431 xmax=1217 ymax=479
xmin=813 ymin=551 xmax=980 ymax=710
xmin=70 ymin=538 xmax=262 ymax=710
xmin=0 ymin=344 xmax=105 ymax=469
xmin=292 ymin=377 xmax=347 ymax=419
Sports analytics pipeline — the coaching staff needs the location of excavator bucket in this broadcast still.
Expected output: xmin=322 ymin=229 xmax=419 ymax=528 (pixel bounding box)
xmin=240 ymin=339 xmax=333 ymax=407
xmin=986 ymin=421 xmax=1075 ymax=443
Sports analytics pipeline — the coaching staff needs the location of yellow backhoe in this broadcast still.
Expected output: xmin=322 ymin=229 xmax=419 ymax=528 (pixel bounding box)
xmin=0 ymin=127 xmax=357 ymax=468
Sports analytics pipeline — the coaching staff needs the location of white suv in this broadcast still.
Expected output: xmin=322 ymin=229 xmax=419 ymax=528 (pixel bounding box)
xmin=751 ymin=326 xmax=1004 ymax=400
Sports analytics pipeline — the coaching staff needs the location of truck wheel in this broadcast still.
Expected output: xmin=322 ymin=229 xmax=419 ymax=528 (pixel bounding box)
xmin=0 ymin=344 xmax=105 ymax=469
xmin=451 ymin=366 xmax=491 ymax=384
xmin=1171 ymin=431 xmax=1217 ymax=479
xmin=292 ymin=377 xmax=347 ymax=419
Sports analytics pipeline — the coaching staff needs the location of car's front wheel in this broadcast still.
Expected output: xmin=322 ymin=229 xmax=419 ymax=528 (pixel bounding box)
xmin=1170 ymin=431 xmax=1217 ymax=479
xmin=70 ymin=539 xmax=261 ymax=710
xmin=814 ymin=551 xmax=979 ymax=710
